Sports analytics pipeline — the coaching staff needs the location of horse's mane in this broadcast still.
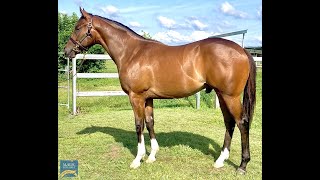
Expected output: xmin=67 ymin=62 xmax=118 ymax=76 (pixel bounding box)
xmin=85 ymin=13 xmax=161 ymax=43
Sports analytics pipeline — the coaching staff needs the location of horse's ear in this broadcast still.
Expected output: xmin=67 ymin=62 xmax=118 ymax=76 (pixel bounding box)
xmin=80 ymin=7 xmax=90 ymax=20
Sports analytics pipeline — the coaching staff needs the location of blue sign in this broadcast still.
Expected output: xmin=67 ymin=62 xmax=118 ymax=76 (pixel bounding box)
xmin=60 ymin=160 xmax=78 ymax=178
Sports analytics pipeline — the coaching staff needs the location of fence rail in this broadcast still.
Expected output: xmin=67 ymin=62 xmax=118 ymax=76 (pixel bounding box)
xmin=254 ymin=57 xmax=262 ymax=68
xmin=72 ymin=54 xmax=125 ymax=114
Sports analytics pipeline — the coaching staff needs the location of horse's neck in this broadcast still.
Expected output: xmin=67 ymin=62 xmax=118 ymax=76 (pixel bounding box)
xmin=94 ymin=18 xmax=142 ymax=71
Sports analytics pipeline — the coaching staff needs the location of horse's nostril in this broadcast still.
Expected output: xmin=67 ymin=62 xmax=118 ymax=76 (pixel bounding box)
xmin=64 ymin=48 xmax=70 ymax=56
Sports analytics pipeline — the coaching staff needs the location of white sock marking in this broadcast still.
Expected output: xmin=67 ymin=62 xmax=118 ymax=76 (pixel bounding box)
xmin=130 ymin=134 xmax=146 ymax=168
xmin=151 ymin=139 xmax=159 ymax=150
xmin=147 ymin=138 xmax=159 ymax=163
xmin=214 ymin=148 xmax=229 ymax=168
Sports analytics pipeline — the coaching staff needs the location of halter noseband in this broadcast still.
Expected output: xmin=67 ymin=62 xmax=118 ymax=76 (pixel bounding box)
xmin=69 ymin=18 xmax=93 ymax=53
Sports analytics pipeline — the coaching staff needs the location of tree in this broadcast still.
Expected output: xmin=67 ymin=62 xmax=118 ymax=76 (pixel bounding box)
xmin=141 ymin=30 xmax=153 ymax=39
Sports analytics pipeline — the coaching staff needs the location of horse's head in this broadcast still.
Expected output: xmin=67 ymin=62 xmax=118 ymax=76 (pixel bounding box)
xmin=64 ymin=8 xmax=97 ymax=58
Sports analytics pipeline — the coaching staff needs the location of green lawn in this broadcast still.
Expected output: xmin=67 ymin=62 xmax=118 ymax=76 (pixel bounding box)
xmin=58 ymin=61 xmax=262 ymax=179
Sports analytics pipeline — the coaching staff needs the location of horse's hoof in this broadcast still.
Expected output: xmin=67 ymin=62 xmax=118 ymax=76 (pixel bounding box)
xmin=146 ymin=156 xmax=156 ymax=163
xmin=236 ymin=168 xmax=246 ymax=175
xmin=130 ymin=161 xmax=141 ymax=169
xmin=213 ymin=161 xmax=224 ymax=168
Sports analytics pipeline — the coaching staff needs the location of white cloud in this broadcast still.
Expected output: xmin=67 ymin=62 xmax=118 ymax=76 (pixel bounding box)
xmin=157 ymin=16 xmax=208 ymax=30
xmin=120 ymin=5 xmax=160 ymax=13
xmin=190 ymin=20 xmax=208 ymax=30
xmin=101 ymin=5 xmax=119 ymax=15
xmin=157 ymin=16 xmax=176 ymax=28
xmin=153 ymin=30 xmax=191 ymax=43
xmin=191 ymin=31 xmax=216 ymax=41
xmin=257 ymin=5 xmax=262 ymax=19
xmin=220 ymin=2 xmax=248 ymax=18
xmin=129 ymin=21 xmax=141 ymax=28
xmin=152 ymin=32 xmax=171 ymax=42
xmin=221 ymin=2 xmax=234 ymax=12
xmin=153 ymin=30 xmax=261 ymax=47
xmin=153 ymin=30 xmax=218 ymax=44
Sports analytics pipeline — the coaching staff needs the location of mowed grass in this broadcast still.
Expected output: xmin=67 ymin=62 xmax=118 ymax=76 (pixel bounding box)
xmin=58 ymin=60 xmax=262 ymax=179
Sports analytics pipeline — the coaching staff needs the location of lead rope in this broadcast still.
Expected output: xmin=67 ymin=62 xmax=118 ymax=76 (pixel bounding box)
xmin=69 ymin=52 xmax=87 ymax=105
xmin=76 ymin=52 xmax=87 ymax=95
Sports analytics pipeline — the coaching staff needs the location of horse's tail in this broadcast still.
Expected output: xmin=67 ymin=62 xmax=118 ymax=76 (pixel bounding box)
xmin=242 ymin=49 xmax=256 ymax=127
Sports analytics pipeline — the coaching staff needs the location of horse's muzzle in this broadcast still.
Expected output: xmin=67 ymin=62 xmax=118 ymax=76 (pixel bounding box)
xmin=64 ymin=47 xmax=76 ymax=59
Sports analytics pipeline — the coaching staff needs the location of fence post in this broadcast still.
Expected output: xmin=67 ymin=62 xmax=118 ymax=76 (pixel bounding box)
xmin=58 ymin=56 xmax=70 ymax=109
xmin=67 ymin=58 xmax=70 ymax=109
xmin=72 ymin=57 xmax=77 ymax=115
xmin=196 ymin=92 xmax=200 ymax=109
xmin=215 ymin=94 xmax=220 ymax=108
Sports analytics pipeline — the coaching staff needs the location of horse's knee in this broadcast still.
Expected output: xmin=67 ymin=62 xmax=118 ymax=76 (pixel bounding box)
xmin=135 ymin=124 xmax=143 ymax=133
xmin=135 ymin=120 xmax=145 ymax=134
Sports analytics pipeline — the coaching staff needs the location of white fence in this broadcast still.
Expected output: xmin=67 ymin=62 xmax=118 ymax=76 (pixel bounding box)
xmin=72 ymin=54 xmax=126 ymax=114
xmin=58 ymin=56 xmax=70 ymax=109
xmin=254 ymin=57 xmax=262 ymax=68
xmin=71 ymin=54 xmax=261 ymax=115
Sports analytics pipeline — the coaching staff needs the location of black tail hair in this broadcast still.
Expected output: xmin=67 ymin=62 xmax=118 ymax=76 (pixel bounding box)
xmin=242 ymin=49 xmax=257 ymax=127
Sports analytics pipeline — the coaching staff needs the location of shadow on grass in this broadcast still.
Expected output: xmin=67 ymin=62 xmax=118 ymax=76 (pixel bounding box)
xmin=76 ymin=126 xmax=238 ymax=168
xmin=185 ymin=97 xmax=196 ymax=109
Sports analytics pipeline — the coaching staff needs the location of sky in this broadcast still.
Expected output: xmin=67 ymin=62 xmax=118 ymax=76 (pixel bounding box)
xmin=58 ymin=0 xmax=262 ymax=47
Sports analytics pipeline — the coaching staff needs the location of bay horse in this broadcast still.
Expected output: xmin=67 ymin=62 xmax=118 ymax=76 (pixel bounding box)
xmin=64 ymin=8 xmax=256 ymax=174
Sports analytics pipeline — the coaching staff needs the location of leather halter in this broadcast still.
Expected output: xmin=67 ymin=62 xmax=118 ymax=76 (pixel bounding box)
xmin=69 ymin=18 xmax=93 ymax=53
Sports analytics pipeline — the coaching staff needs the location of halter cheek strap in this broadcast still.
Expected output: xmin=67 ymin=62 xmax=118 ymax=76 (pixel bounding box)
xmin=69 ymin=18 xmax=93 ymax=53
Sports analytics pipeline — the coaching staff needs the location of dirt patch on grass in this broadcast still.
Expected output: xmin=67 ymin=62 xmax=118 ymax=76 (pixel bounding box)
xmin=105 ymin=144 xmax=121 ymax=160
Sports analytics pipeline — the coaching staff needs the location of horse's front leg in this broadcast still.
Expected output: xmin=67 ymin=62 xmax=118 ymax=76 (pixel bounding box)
xmin=129 ymin=93 xmax=146 ymax=169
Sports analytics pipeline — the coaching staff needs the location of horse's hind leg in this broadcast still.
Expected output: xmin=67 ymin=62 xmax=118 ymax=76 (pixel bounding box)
xmin=214 ymin=93 xmax=250 ymax=174
xmin=213 ymin=93 xmax=236 ymax=168
xmin=145 ymin=98 xmax=159 ymax=163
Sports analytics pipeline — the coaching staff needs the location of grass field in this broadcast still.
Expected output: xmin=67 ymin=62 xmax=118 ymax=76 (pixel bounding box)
xmin=58 ymin=60 xmax=262 ymax=179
